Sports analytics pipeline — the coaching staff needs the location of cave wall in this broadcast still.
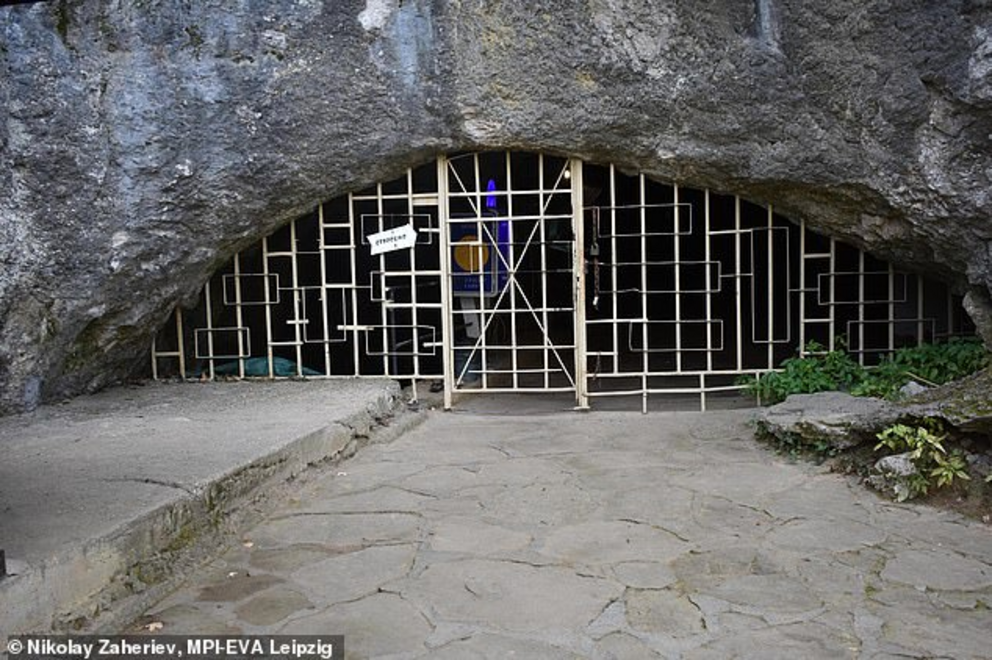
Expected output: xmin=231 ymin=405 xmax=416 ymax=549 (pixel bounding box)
xmin=1 ymin=0 xmax=990 ymax=415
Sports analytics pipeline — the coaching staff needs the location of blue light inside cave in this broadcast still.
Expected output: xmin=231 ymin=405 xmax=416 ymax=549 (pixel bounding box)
xmin=486 ymin=179 xmax=498 ymax=209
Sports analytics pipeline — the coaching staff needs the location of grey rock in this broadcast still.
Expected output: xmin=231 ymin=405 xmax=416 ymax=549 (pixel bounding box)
xmin=233 ymin=587 xmax=313 ymax=627
xmin=293 ymin=485 xmax=436 ymax=515
xmin=485 ymin=482 xmax=597 ymax=527
xmin=98 ymin=406 xmax=992 ymax=659
xmin=684 ymin=622 xmax=856 ymax=660
xmin=965 ymin=451 xmax=992 ymax=481
xmin=397 ymin=558 xmax=624 ymax=633
xmin=898 ymin=381 xmax=929 ymax=398
xmin=249 ymin=511 xmax=421 ymax=548
xmin=758 ymin=392 xmax=900 ymax=451
xmin=759 ymin=375 xmax=992 ymax=456
xmin=703 ymin=574 xmax=825 ymax=624
xmin=874 ymin=452 xmax=918 ymax=478
xmin=248 ymin=545 xmax=340 ymax=574
xmin=137 ymin=604 xmax=243 ymax=635
xmin=428 ymin=517 xmax=532 ymax=555
xmin=763 ymin=518 xmax=887 ymax=554
xmin=289 ymin=543 xmax=417 ymax=606
xmin=875 ymin=600 xmax=992 ymax=659
xmin=426 ymin=634 xmax=584 ymax=660
xmin=593 ymin=632 xmax=664 ymax=659
xmin=625 ymin=588 xmax=706 ymax=636
xmin=585 ymin=598 xmax=626 ymax=640
xmin=611 ymin=561 xmax=677 ymax=589
xmin=196 ymin=574 xmax=283 ymax=604
xmin=881 ymin=549 xmax=992 ymax=592
xmin=868 ymin=452 xmax=920 ymax=502
xmin=2 ymin=2 xmax=992 ymax=413
xmin=279 ymin=593 xmax=432 ymax=656
xmin=537 ymin=520 xmax=692 ymax=567
xmin=901 ymin=369 xmax=992 ymax=436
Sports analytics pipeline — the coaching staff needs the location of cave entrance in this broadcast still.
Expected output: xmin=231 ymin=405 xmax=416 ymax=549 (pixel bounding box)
xmin=152 ymin=151 xmax=972 ymax=411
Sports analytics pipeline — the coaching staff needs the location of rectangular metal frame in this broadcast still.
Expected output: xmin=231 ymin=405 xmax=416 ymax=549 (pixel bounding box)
xmin=151 ymin=153 xmax=971 ymax=411
xmin=440 ymin=152 xmax=580 ymax=406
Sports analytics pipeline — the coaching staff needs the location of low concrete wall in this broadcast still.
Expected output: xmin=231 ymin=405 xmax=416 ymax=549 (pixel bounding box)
xmin=0 ymin=380 xmax=411 ymax=636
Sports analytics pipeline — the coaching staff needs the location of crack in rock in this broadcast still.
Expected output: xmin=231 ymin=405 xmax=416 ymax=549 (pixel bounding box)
xmin=271 ymin=509 xmax=425 ymax=519
xmin=585 ymin=597 xmax=626 ymax=640
xmin=105 ymin=477 xmax=198 ymax=496
xmin=617 ymin=517 xmax=693 ymax=544
xmin=487 ymin=444 xmax=514 ymax=458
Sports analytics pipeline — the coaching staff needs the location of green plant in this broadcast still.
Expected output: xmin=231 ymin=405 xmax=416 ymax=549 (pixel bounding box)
xmin=854 ymin=338 xmax=990 ymax=399
xmin=873 ymin=419 xmax=971 ymax=501
xmin=738 ymin=341 xmax=865 ymax=405
xmin=874 ymin=421 xmax=947 ymax=459
xmin=742 ymin=338 xmax=990 ymax=405
xmin=904 ymin=473 xmax=933 ymax=500
xmin=930 ymin=451 xmax=971 ymax=488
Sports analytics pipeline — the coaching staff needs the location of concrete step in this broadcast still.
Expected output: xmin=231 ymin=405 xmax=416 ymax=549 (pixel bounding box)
xmin=0 ymin=379 xmax=411 ymax=636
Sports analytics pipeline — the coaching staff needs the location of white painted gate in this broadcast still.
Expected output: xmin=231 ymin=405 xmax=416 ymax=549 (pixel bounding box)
xmin=152 ymin=152 xmax=972 ymax=410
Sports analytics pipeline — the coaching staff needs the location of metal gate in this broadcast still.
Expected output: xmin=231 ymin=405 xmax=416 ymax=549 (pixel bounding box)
xmin=152 ymin=152 xmax=972 ymax=410
xmin=439 ymin=152 xmax=581 ymax=409
xmin=581 ymin=165 xmax=792 ymax=411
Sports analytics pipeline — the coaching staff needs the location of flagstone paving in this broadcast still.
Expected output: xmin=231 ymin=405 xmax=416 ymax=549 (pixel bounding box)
xmin=135 ymin=409 xmax=992 ymax=659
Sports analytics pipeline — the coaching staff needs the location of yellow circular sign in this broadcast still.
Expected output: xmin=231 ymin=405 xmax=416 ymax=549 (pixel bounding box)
xmin=453 ymin=235 xmax=490 ymax=272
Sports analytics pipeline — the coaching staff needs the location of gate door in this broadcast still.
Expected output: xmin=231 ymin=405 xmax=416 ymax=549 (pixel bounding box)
xmin=440 ymin=152 xmax=584 ymax=408
xmin=580 ymin=164 xmax=797 ymax=412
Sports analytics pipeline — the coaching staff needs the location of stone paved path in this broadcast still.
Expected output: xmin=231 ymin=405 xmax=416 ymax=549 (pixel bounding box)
xmin=135 ymin=409 xmax=992 ymax=659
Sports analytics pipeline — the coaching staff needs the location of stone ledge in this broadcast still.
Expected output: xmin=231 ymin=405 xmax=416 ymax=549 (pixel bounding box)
xmin=757 ymin=369 xmax=992 ymax=453
xmin=756 ymin=392 xmax=902 ymax=452
xmin=0 ymin=380 xmax=411 ymax=637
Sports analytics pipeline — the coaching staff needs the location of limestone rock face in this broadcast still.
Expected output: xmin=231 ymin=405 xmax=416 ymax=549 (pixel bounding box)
xmin=757 ymin=392 xmax=902 ymax=452
xmin=1 ymin=1 xmax=991 ymax=413
xmin=757 ymin=377 xmax=992 ymax=453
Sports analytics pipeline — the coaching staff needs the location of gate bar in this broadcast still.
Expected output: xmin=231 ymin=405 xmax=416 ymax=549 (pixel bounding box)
xmin=438 ymin=156 xmax=455 ymax=410
xmin=572 ymin=158 xmax=589 ymax=409
xmin=640 ymin=175 xmax=649 ymax=413
xmin=318 ymin=203 xmax=333 ymax=376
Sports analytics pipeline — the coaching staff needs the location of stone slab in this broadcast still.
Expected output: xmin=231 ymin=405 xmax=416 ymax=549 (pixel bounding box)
xmin=0 ymin=379 xmax=404 ymax=636
xmin=86 ymin=407 xmax=992 ymax=659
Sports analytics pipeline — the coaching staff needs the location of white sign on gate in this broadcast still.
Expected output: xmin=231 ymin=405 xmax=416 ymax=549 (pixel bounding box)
xmin=368 ymin=224 xmax=418 ymax=255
